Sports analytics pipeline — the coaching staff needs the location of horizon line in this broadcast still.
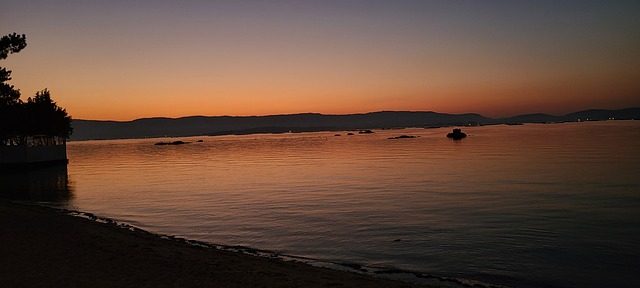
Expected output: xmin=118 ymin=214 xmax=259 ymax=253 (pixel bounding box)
xmin=72 ymin=107 xmax=640 ymax=122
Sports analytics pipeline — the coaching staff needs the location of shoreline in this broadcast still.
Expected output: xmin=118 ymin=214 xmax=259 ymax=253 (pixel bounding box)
xmin=70 ymin=109 xmax=640 ymax=141
xmin=0 ymin=201 xmax=431 ymax=288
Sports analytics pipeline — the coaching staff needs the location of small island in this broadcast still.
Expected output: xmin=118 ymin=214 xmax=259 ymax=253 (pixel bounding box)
xmin=388 ymin=135 xmax=418 ymax=139
xmin=446 ymin=128 xmax=467 ymax=140
xmin=154 ymin=141 xmax=189 ymax=146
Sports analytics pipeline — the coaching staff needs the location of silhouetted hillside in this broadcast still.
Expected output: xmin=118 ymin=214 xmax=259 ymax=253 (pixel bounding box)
xmin=500 ymin=113 xmax=559 ymax=124
xmin=70 ymin=108 xmax=640 ymax=141
xmin=561 ymin=108 xmax=640 ymax=121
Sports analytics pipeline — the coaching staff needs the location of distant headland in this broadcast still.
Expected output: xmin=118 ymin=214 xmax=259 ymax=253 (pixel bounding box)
xmin=70 ymin=108 xmax=640 ymax=141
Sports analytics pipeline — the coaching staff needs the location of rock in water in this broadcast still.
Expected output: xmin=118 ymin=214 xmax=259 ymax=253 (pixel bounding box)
xmin=446 ymin=128 xmax=467 ymax=140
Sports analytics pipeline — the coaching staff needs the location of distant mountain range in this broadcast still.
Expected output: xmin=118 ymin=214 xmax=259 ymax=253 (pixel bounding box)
xmin=70 ymin=108 xmax=640 ymax=141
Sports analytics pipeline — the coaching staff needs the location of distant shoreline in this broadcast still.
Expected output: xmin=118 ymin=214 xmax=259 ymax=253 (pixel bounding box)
xmin=70 ymin=108 xmax=640 ymax=141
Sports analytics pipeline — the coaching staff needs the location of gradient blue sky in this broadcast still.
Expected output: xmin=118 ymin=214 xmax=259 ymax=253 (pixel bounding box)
xmin=2 ymin=0 xmax=639 ymax=120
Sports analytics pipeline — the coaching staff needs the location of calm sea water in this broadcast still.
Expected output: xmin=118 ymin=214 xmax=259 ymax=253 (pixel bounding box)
xmin=6 ymin=121 xmax=640 ymax=287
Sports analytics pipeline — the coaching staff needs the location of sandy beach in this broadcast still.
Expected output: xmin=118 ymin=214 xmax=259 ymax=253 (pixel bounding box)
xmin=0 ymin=201 xmax=427 ymax=288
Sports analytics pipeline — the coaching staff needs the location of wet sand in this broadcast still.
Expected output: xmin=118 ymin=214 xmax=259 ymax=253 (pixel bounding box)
xmin=0 ymin=202 xmax=427 ymax=288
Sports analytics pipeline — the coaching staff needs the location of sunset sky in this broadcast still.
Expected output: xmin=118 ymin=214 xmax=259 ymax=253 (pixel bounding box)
xmin=2 ymin=0 xmax=639 ymax=121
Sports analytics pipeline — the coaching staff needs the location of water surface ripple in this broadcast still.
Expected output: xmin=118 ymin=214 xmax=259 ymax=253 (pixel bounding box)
xmin=49 ymin=121 xmax=640 ymax=287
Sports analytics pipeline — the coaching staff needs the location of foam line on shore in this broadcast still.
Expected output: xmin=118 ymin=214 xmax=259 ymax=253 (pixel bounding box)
xmin=29 ymin=201 xmax=506 ymax=288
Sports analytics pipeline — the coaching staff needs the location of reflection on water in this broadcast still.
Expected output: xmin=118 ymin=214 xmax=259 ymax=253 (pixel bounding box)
xmin=0 ymin=164 xmax=74 ymax=202
xmin=52 ymin=121 xmax=640 ymax=288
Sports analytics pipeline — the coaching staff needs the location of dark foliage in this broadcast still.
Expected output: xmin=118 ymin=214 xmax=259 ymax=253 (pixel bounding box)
xmin=0 ymin=33 xmax=27 ymax=60
xmin=0 ymin=33 xmax=26 ymax=106
xmin=24 ymin=89 xmax=73 ymax=138
xmin=1 ymin=33 xmax=72 ymax=145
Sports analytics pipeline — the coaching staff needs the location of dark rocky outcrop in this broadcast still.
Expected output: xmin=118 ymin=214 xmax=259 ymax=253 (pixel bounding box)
xmin=446 ymin=129 xmax=467 ymax=140
xmin=154 ymin=141 xmax=188 ymax=146
xmin=388 ymin=135 xmax=418 ymax=139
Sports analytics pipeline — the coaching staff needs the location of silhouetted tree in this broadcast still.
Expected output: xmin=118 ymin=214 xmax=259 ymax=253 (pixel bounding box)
xmin=0 ymin=33 xmax=72 ymax=145
xmin=0 ymin=33 xmax=27 ymax=60
xmin=0 ymin=33 xmax=26 ymax=106
xmin=24 ymin=89 xmax=73 ymax=138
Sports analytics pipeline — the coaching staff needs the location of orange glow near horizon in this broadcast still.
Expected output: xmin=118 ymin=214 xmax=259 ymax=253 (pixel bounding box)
xmin=8 ymin=73 xmax=639 ymax=121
